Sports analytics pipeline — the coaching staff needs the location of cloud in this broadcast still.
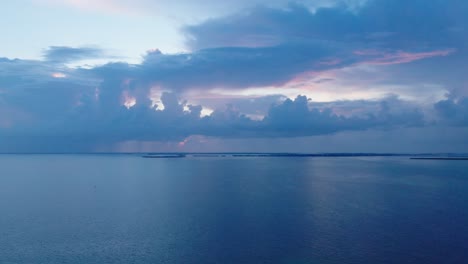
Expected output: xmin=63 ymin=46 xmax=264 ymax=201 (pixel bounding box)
xmin=0 ymin=56 xmax=429 ymax=151
xmin=434 ymin=97 xmax=468 ymax=126
xmin=187 ymin=94 xmax=287 ymax=120
xmin=182 ymin=0 xmax=463 ymax=89
xmin=161 ymin=127 xmax=468 ymax=154
xmin=133 ymin=42 xmax=354 ymax=91
xmin=184 ymin=0 xmax=467 ymax=50
xmin=43 ymin=46 xmax=106 ymax=63
xmin=89 ymin=44 xmax=451 ymax=96
xmin=353 ymin=49 xmax=455 ymax=65
xmin=184 ymin=3 xmax=353 ymax=50
xmin=259 ymin=95 xmax=425 ymax=137
xmin=2 ymin=0 xmax=468 ymax=152
xmin=178 ymin=0 xmax=464 ymax=98
xmin=0 ymin=52 xmax=463 ymax=152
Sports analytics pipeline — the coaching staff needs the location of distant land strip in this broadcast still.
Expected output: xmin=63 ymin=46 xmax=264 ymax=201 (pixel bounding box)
xmin=410 ymin=157 xmax=468 ymax=161
xmin=1 ymin=152 xmax=467 ymax=159
xmin=142 ymin=154 xmax=186 ymax=158
xmin=141 ymin=153 xmax=409 ymax=159
xmin=140 ymin=153 xmax=466 ymax=159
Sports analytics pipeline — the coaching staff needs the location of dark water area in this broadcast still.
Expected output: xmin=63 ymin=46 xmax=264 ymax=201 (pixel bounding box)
xmin=1 ymin=155 xmax=467 ymax=263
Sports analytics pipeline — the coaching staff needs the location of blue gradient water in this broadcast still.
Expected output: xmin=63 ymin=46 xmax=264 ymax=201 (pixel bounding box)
xmin=1 ymin=155 xmax=467 ymax=263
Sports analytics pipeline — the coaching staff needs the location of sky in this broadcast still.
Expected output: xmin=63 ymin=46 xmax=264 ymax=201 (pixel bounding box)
xmin=0 ymin=0 xmax=467 ymax=153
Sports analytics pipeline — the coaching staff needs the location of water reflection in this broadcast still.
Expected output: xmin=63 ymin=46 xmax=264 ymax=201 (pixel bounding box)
xmin=0 ymin=155 xmax=467 ymax=263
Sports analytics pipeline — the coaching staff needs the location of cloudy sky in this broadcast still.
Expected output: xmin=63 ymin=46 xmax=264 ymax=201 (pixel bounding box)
xmin=1 ymin=0 xmax=467 ymax=153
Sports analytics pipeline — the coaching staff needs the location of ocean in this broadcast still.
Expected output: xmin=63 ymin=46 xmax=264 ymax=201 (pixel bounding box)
xmin=1 ymin=155 xmax=467 ymax=263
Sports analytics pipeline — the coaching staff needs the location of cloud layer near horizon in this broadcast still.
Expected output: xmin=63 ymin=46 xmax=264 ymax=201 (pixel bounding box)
xmin=1 ymin=0 xmax=468 ymax=152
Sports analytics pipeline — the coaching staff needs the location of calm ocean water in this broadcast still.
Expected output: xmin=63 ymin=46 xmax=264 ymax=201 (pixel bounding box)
xmin=0 ymin=155 xmax=467 ymax=264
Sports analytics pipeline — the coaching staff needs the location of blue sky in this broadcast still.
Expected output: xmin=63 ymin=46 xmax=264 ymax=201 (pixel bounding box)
xmin=1 ymin=0 xmax=467 ymax=153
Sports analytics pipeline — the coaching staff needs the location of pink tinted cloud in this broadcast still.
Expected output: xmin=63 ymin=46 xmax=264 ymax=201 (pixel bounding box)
xmin=354 ymin=49 xmax=456 ymax=65
xmin=287 ymin=69 xmax=338 ymax=86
